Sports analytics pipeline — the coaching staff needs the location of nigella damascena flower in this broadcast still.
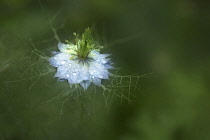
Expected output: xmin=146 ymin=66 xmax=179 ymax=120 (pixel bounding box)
xmin=49 ymin=28 xmax=113 ymax=90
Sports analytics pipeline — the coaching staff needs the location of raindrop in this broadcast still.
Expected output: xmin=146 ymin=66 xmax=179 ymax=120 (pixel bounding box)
xmin=102 ymin=59 xmax=106 ymax=64
xmin=98 ymin=75 xmax=103 ymax=79
xmin=89 ymin=71 xmax=94 ymax=75
xmin=61 ymin=61 xmax=66 ymax=65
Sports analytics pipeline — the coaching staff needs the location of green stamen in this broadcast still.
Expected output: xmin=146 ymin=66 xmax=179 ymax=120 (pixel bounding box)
xmin=66 ymin=28 xmax=103 ymax=60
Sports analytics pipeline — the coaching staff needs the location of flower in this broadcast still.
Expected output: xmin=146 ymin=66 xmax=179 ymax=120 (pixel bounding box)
xmin=49 ymin=28 xmax=113 ymax=90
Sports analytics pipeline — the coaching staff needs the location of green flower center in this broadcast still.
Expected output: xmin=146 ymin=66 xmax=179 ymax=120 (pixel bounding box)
xmin=66 ymin=28 xmax=103 ymax=60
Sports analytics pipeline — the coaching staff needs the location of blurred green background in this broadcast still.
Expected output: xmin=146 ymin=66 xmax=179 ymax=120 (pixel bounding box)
xmin=1 ymin=0 xmax=210 ymax=140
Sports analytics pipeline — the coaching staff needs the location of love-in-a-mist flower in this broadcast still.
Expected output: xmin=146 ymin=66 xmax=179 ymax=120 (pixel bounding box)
xmin=49 ymin=28 xmax=113 ymax=90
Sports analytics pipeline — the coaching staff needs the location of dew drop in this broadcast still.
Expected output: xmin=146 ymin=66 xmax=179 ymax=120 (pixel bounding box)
xmin=102 ymin=59 xmax=106 ymax=64
xmin=98 ymin=75 xmax=103 ymax=79
xmin=61 ymin=61 xmax=66 ymax=65
xmin=89 ymin=71 xmax=94 ymax=75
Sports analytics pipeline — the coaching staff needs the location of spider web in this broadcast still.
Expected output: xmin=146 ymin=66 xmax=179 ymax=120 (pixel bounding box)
xmin=1 ymin=7 xmax=152 ymax=120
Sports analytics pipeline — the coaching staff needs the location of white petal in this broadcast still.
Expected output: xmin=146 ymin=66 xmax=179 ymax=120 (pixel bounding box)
xmin=49 ymin=45 xmax=113 ymax=90
xmin=80 ymin=80 xmax=91 ymax=90
xmin=58 ymin=42 xmax=76 ymax=54
xmin=92 ymin=77 xmax=101 ymax=86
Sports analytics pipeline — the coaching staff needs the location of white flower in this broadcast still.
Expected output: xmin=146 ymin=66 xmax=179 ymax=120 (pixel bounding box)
xmin=49 ymin=42 xmax=113 ymax=90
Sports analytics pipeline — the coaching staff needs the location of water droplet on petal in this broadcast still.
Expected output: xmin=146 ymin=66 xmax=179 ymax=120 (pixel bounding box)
xmin=89 ymin=71 xmax=94 ymax=75
xmin=61 ymin=61 xmax=66 ymax=65
xmin=102 ymin=60 xmax=106 ymax=64
xmin=98 ymin=75 xmax=103 ymax=79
